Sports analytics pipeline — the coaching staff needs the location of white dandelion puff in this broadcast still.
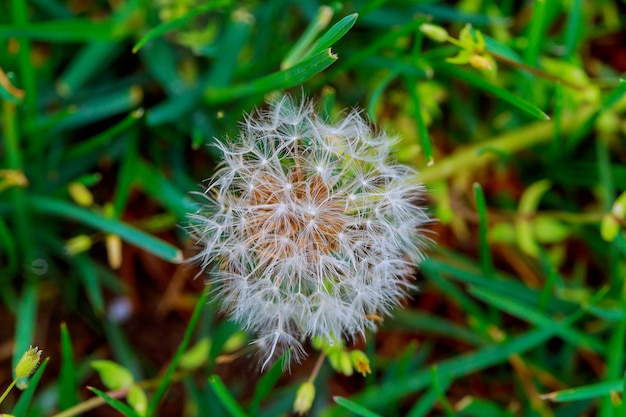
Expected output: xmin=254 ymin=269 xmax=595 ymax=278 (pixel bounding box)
xmin=188 ymin=95 xmax=431 ymax=370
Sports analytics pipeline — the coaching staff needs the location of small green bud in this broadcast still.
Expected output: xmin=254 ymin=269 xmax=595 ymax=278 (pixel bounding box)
xmin=327 ymin=349 xmax=342 ymax=371
xmin=127 ymin=385 xmax=148 ymax=416
xmin=91 ymin=360 xmax=134 ymax=390
xmin=420 ymin=24 xmax=449 ymax=43
xmin=222 ymin=331 xmax=247 ymax=353
xmin=338 ymin=351 xmax=353 ymax=376
xmin=350 ymin=350 xmax=371 ymax=376
xmin=179 ymin=337 xmax=211 ymax=370
xmin=15 ymin=346 xmax=42 ymax=379
xmin=65 ymin=234 xmax=93 ymax=255
xmin=293 ymin=382 xmax=316 ymax=415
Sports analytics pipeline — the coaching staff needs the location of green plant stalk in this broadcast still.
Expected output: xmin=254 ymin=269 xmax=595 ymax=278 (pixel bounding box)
xmin=0 ymin=378 xmax=17 ymax=405
xmin=418 ymin=105 xmax=594 ymax=184
xmin=3 ymin=98 xmax=38 ymax=376
xmin=146 ymin=288 xmax=211 ymax=416
xmin=10 ymin=0 xmax=36 ymax=119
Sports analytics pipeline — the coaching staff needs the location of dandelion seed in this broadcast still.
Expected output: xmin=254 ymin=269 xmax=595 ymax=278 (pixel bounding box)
xmin=187 ymin=96 xmax=431 ymax=369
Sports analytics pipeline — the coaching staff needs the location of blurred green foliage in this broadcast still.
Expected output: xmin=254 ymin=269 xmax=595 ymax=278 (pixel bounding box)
xmin=1 ymin=0 xmax=626 ymax=416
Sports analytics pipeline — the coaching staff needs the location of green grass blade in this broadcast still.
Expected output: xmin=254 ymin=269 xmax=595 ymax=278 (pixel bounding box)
xmin=88 ymin=387 xmax=141 ymax=417
xmin=249 ymin=356 xmax=285 ymax=415
xmin=541 ymin=379 xmax=623 ymax=402
xmin=468 ymin=286 xmax=605 ymax=354
xmin=367 ymin=64 xmax=405 ymax=120
xmin=132 ymin=0 xmax=230 ymax=53
xmin=146 ymin=288 xmax=211 ymax=416
xmin=301 ymin=13 xmax=358 ymax=61
xmin=204 ymin=48 xmax=337 ymax=104
xmin=27 ymin=195 xmax=182 ymax=262
xmin=435 ymin=63 xmax=549 ymax=120
xmin=405 ymin=76 xmax=434 ymax=165
xmin=73 ymin=255 xmax=105 ymax=315
xmin=206 ymin=9 xmax=254 ymax=87
xmin=316 ymin=18 xmax=425 ymax=88
xmin=523 ymin=0 xmax=548 ymax=67
xmin=281 ymin=5 xmax=334 ymax=69
xmin=473 ymin=183 xmax=494 ymax=277
xmin=13 ymin=283 xmax=38 ymax=372
xmin=0 ymin=19 xmax=115 ymax=41
xmin=52 ymin=86 xmax=143 ymax=132
xmin=334 ymin=396 xmax=382 ymax=417
xmin=388 ymin=310 xmax=487 ymax=347
xmin=322 ymin=323 xmax=574 ymax=416
xmin=208 ymin=375 xmax=250 ymax=417
xmin=135 ymin=162 xmax=199 ymax=220
xmin=406 ymin=373 xmax=452 ymax=417
xmin=59 ymin=323 xmax=79 ymax=410
xmin=64 ymin=108 xmax=143 ymax=162
xmin=56 ymin=42 xmax=124 ymax=97
xmin=563 ymin=0 xmax=584 ymax=59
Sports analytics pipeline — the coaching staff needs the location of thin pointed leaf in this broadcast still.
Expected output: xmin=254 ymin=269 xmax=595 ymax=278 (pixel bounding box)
xmin=435 ymin=62 xmax=550 ymax=120
xmin=27 ymin=195 xmax=182 ymax=263
xmin=334 ymin=396 xmax=383 ymax=417
xmin=208 ymin=375 xmax=250 ymax=417
xmin=88 ymin=386 xmax=141 ymax=417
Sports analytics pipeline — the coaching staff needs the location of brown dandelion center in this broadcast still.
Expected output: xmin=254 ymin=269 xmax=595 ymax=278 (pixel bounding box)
xmin=245 ymin=169 xmax=346 ymax=260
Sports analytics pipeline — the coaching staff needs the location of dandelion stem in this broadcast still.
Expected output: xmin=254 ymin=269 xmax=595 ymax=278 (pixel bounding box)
xmin=0 ymin=378 xmax=17 ymax=405
xmin=308 ymin=352 xmax=327 ymax=383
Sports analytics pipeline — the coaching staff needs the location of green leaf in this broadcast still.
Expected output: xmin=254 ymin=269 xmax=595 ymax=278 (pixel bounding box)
xmin=91 ymin=360 xmax=135 ymax=390
xmin=322 ymin=309 xmax=588 ymax=416
xmin=88 ymin=386 xmax=141 ymax=417
xmin=333 ymin=396 xmax=383 ymax=417
xmin=0 ymin=19 xmax=115 ymax=41
xmin=147 ymin=288 xmax=211 ymax=416
xmin=27 ymin=195 xmax=183 ymax=263
xmin=473 ymin=183 xmax=494 ymax=277
xmin=249 ymin=355 xmax=287 ymax=415
xmin=468 ymin=286 xmax=605 ymax=354
xmin=73 ymin=255 xmax=105 ymax=315
xmin=56 ymin=42 xmax=124 ymax=97
xmin=541 ymin=379 xmax=622 ymax=402
xmin=282 ymin=6 xmax=334 ymax=69
xmin=13 ymin=284 xmax=37 ymax=373
xmin=204 ymin=49 xmax=337 ymax=104
xmin=434 ymin=62 xmax=550 ymax=120
xmin=301 ymin=13 xmax=358 ymax=61
xmin=208 ymin=375 xmax=250 ymax=417
xmin=59 ymin=323 xmax=78 ymax=410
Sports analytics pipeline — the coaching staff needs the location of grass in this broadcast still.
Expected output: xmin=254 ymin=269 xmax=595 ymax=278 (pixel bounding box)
xmin=1 ymin=0 xmax=625 ymax=416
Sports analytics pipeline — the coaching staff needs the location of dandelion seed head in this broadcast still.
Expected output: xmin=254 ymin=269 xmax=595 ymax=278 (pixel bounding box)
xmin=188 ymin=95 xmax=431 ymax=370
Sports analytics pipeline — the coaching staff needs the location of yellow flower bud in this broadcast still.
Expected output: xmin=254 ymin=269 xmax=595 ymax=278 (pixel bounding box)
xmin=350 ymin=350 xmax=371 ymax=376
xmin=68 ymin=182 xmax=94 ymax=207
xmin=65 ymin=234 xmax=93 ymax=255
xmin=420 ymin=24 xmax=449 ymax=43
xmin=293 ymin=382 xmax=315 ymax=415
xmin=15 ymin=346 xmax=42 ymax=379
xmin=469 ymin=55 xmax=493 ymax=71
